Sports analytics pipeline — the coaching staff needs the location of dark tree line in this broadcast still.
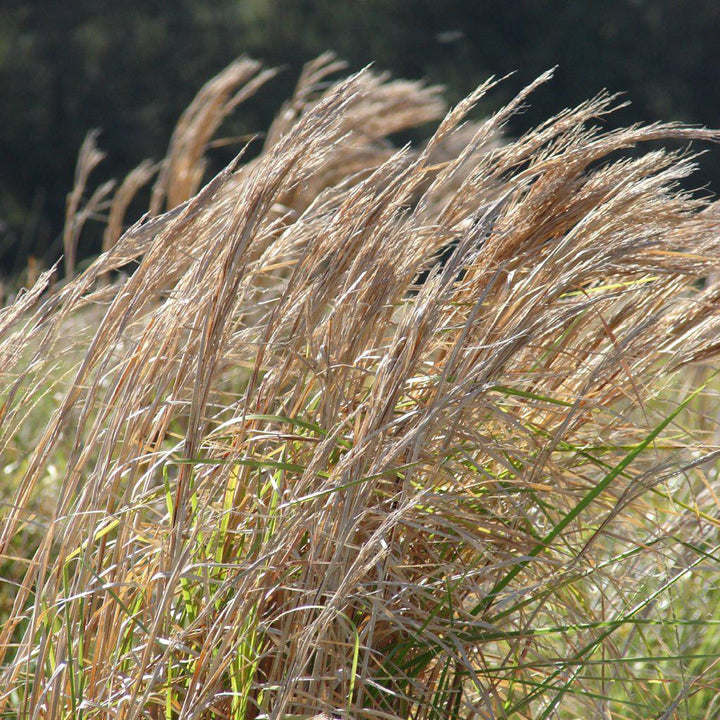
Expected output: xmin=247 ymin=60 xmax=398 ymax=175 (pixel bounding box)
xmin=2 ymin=0 xmax=720 ymax=274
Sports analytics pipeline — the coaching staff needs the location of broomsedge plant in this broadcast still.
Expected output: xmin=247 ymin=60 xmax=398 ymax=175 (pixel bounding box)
xmin=2 ymin=55 xmax=720 ymax=719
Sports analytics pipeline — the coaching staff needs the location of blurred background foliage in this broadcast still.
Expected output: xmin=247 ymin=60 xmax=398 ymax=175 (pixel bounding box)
xmin=2 ymin=0 xmax=720 ymax=275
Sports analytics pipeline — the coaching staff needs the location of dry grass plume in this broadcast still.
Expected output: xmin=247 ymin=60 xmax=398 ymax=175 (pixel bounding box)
xmin=2 ymin=56 xmax=720 ymax=719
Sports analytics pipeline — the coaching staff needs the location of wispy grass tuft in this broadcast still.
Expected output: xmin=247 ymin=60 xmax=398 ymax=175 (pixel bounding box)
xmin=2 ymin=57 xmax=720 ymax=719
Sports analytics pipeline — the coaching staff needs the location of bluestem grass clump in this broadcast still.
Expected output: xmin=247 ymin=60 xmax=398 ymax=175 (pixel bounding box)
xmin=2 ymin=55 xmax=720 ymax=719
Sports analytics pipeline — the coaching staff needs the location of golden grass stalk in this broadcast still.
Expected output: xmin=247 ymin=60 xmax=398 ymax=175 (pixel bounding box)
xmin=62 ymin=130 xmax=115 ymax=279
xmin=3 ymin=59 xmax=720 ymax=719
xmin=150 ymin=58 xmax=278 ymax=214
xmin=102 ymin=160 xmax=157 ymax=256
xmin=99 ymin=160 xmax=158 ymax=286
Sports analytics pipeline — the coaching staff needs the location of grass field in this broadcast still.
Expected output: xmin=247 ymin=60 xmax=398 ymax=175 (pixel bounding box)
xmin=2 ymin=55 xmax=720 ymax=719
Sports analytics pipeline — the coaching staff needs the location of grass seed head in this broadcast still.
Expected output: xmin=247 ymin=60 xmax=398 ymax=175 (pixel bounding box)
xmin=2 ymin=57 xmax=720 ymax=719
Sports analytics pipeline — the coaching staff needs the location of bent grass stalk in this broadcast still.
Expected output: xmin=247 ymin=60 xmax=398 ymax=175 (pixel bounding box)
xmin=2 ymin=56 xmax=720 ymax=719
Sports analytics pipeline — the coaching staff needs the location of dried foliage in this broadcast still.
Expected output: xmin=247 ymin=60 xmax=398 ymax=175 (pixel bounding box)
xmin=62 ymin=131 xmax=116 ymax=279
xmin=2 ymin=57 xmax=720 ymax=719
xmin=150 ymin=57 xmax=278 ymax=214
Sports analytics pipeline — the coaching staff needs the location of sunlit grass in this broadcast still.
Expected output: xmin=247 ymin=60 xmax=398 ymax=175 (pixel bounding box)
xmin=2 ymin=55 xmax=720 ymax=719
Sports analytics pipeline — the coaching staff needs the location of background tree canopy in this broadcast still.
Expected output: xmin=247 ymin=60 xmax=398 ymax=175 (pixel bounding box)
xmin=2 ymin=0 xmax=720 ymax=275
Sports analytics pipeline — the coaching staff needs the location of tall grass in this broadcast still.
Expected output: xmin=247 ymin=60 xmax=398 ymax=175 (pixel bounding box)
xmin=2 ymin=55 xmax=720 ymax=719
